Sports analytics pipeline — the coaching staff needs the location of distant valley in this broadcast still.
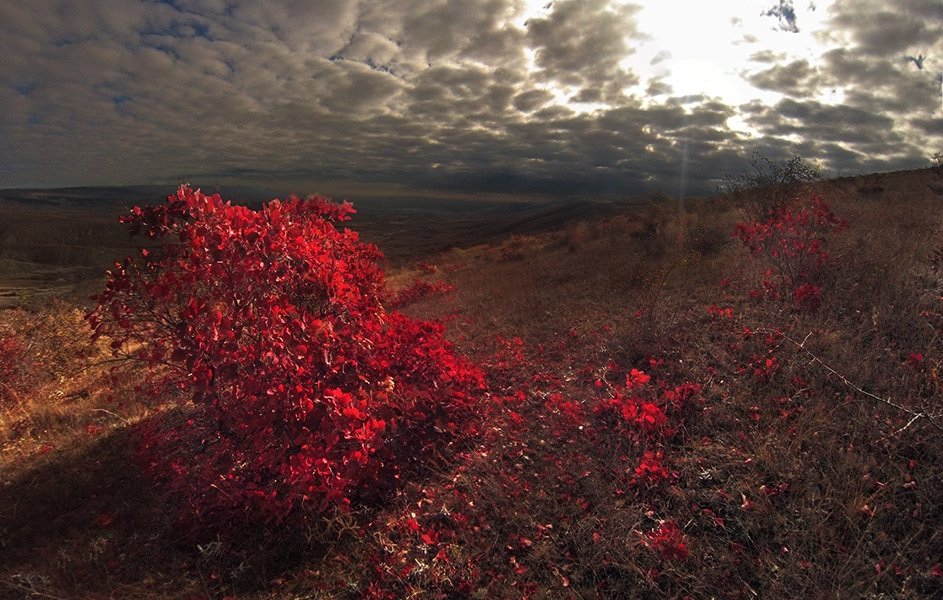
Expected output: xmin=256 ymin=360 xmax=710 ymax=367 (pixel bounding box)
xmin=0 ymin=185 xmax=659 ymax=308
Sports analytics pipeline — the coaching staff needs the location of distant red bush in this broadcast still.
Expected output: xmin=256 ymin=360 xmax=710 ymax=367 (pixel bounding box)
xmin=734 ymin=194 xmax=845 ymax=309
xmin=88 ymin=185 xmax=484 ymax=528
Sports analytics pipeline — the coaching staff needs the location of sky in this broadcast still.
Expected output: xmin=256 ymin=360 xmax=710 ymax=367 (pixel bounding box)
xmin=1 ymin=0 xmax=941 ymax=199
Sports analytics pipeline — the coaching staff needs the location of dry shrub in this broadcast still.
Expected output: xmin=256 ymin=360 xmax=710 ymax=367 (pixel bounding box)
xmin=721 ymin=153 xmax=822 ymax=220
xmin=631 ymin=205 xmax=670 ymax=259
xmin=685 ymin=220 xmax=730 ymax=256
xmin=562 ymin=220 xmax=591 ymax=253
xmin=0 ymin=301 xmax=97 ymax=443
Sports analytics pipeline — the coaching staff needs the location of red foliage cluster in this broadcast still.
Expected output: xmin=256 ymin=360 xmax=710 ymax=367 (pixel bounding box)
xmin=594 ymin=368 xmax=701 ymax=445
xmin=643 ymin=520 xmax=690 ymax=561
xmin=707 ymin=304 xmax=735 ymax=319
xmin=416 ymin=262 xmax=438 ymax=275
xmin=336 ymin=326 xmax=706 ymax=597
xmin=633 ymin=449 xmax=672 ymax=485
xmin=793 ymin=282 xmax=822 ymax=311
xmin=734 ymin=194 xmax=846 ymax=309
xmin=87 ymin=185 xmax=485 ymax=526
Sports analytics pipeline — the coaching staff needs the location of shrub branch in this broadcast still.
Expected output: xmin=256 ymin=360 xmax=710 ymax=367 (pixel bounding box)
xmin=769 ymin=329 xmax=943 ymax=433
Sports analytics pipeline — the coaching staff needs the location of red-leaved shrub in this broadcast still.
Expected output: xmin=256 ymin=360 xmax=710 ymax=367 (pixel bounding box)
xmin=87 ymin=185 xmax=485 ymax=528
xmin=734 ymin=194 xmax=845 ymax=309
xmin=643 ymin=520 xmax=689 ymax=561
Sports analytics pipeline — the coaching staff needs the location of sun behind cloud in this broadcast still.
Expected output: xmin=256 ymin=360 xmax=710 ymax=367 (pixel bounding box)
xmin=0 ymin=0 xmax=939 ymax=192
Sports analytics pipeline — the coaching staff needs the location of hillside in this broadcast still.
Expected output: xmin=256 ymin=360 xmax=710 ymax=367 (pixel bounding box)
xmin=1 ymin=166 xmax=942 ymax=598
xmin=0 ymin=185 xmax=658 ymax=309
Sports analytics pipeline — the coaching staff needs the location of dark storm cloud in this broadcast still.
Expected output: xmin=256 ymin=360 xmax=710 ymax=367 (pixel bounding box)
xmin=818 ymin=0 xmax=941 ymax=162
xmin=314 ymin=60 xmax=406 ymax=112
xmin=752 ymin=98 xmax=898 ymax=143
xmin=911 ymin=117 xmax=943 ymax=137
xmin=0 ymin=0 xmax=940 ymax=197
xmin=747 ymin=59 xmax=821 ymax=97
xmin=1 ymin=0 xmax=693 ymax=195
xmin=827 ymin=0 xmax=941 ymax=56
xmin=741 ymin=96 xmax=917 ymax=175
xmin=512 ymin=88 xmax=555 ymax=112
xmin=645 ymin=79 xmax=672 ymax=97
xmin=738 ymin=0 xmax=941 ymax=177
xmin=525 ymin=0 xmax=643 ymax=102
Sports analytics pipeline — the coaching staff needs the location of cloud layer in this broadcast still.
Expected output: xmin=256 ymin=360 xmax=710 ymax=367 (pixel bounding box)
xmin=1 ymin=0 xmax=940 ymax=196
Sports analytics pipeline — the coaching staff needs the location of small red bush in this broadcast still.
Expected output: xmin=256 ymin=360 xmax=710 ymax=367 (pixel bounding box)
xmin=734 ymin=194 xmax=845 ymax=309
xmin=88 ymin=185 xmax=485 ymax=528
xmin=593 ymin=368 xmax=700 ymax=441
xmin=643 ymin=520 xmax=690 ymax=561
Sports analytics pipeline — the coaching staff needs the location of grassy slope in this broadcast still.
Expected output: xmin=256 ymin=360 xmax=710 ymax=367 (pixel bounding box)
xmin=1 ymin=167 xmax=942 ymax=598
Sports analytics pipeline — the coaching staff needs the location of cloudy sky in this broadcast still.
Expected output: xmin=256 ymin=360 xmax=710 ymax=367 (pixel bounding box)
xmin=1 ymin=0 xmax=941 ymax=198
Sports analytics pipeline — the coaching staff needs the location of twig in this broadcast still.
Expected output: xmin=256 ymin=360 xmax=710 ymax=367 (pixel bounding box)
xmin=90 ymin=408 xmax=132 ymax=425
xmin=75 ymin=355 xmax=134 ymax=373
xmin=4 ymin=573 xmax=67 ymax=600
xmin=767 ymin=329 xmax=943 ymax=433
xmin=873 ymin=412 xmax=925 ymax=445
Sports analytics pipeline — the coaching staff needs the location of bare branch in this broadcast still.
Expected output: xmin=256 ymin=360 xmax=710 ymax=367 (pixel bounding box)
xmin=764 ymin=329 xmax=943 ymax=433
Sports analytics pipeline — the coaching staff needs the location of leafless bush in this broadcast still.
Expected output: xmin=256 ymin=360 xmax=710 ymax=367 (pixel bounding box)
xmin=721 ymin=153 xmax=822 ymax=220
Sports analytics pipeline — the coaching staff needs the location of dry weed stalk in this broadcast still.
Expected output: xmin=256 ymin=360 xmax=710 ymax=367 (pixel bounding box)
xmin=771 ymin=329 xmax=943 ymax=435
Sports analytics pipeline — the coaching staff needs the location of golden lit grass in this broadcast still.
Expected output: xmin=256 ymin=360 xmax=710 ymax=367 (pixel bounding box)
xmin=0 ymin=305 xmax=217 ymax=599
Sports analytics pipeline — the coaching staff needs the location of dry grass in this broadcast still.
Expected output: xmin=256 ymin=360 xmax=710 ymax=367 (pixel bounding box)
xmin=2 ymin=166 xmax=943 ymax=598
